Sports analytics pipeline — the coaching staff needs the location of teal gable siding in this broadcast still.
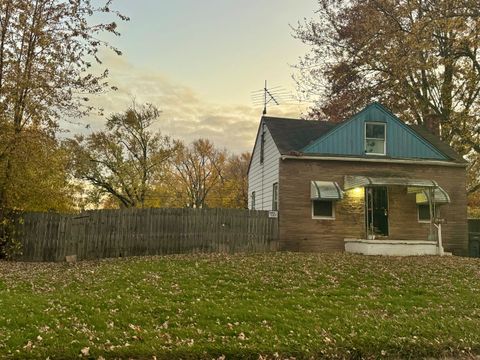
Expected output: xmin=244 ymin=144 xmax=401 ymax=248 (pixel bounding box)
xmin=302 ymin=103 xmax=448 ymax=160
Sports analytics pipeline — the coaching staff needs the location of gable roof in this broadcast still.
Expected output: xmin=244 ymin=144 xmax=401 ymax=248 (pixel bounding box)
xmin=407 ymin=124 xmax=466 ymax=163
xmin=263 ymin=116 xmax=336 ymax=154
xmin=262 ymin=104 xmax=466 ymax=164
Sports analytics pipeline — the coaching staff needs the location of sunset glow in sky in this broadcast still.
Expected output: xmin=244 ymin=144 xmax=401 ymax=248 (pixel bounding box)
xmin=72 ymin=0 xmax=317 ymax=153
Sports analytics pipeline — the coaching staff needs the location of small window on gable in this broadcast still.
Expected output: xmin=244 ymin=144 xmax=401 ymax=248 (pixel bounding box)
xmin=365 ymin=122 xmax=386 ymax=155
xmin=312 ymin=200 xmax=334 ymax=219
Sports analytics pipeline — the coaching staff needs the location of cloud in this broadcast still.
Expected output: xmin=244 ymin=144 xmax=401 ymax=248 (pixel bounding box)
xmin=62 ymin=53 xmax=307 ymax=154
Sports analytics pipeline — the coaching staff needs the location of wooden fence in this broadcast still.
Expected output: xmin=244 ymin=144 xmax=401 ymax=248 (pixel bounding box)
xmin=15 ymin=208 xmax=278 ymax=262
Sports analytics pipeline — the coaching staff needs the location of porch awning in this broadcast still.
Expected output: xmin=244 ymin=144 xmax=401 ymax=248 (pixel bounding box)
xmin=414 ymin=186 xmax=451 ymax=204
xmin=311 ymin=181 xmax=344 ymax=200
xmin=344 ymin=175 xmax=438 ymax=190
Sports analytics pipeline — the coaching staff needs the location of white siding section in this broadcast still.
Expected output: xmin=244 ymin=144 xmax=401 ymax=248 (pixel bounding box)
xmin=248 ymin=122 xmax=280 ymax=210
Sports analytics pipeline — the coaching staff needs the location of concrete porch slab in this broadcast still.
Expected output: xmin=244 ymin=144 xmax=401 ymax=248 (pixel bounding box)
xmin=344 ymin=238 xmax=439 ymax=256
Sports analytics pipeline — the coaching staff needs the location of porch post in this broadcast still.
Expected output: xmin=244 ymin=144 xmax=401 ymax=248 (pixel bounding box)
xmin=429 ymin=187 xmax=444 ymax=256
xmin=432 ymin=187 xmax=444 ymax=256
xmin=437 ymin=222 xmax=444 ymax=256
xmin=369 ymin=188 xmax=373 ymax=238
xmin=428 ymin=187 xmax=434 ymax=240
xmin=364 ymin=188 xmax=369 ymax=239
xmin=366 ymin=187 xmax=374 ymax=239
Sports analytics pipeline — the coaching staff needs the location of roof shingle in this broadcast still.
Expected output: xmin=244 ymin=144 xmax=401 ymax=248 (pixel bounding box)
xmin=263 ymin=116 xmax=336 ymax=155
xmin=407 ymin=124 xmax=466 ymax=163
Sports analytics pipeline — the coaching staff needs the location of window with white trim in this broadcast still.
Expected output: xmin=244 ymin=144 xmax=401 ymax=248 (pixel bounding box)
xmin=417 ymin=204 xmax=439 ymax=222
xmin=312 ymin=200 xmax=335 ymax=219
xmin=251 ymin=191 xmax=256 ymax=210
xmin=365 ymin=122 xmax=386 ymax=155
xmin=272 ymin=183 xmax=278 ymax=211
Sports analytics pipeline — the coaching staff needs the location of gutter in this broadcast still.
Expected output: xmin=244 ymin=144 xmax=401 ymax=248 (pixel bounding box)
xmin=280 ymin=154 xmax=467 ymax=167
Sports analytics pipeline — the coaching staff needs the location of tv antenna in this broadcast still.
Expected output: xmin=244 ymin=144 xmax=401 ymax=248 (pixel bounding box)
xmin=251 ymin=80 xmax=294 ymax=115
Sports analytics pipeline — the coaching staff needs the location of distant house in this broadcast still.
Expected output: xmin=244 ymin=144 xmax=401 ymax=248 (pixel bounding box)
xmin=247 ymin=103 xmax=468 ymax=256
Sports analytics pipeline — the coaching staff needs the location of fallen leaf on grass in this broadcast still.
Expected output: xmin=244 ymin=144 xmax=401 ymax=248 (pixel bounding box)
xmin=80 ymin=346 xmax=89 ymax=356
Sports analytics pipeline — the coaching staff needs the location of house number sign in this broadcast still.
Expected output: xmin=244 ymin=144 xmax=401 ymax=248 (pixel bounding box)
xmin=268 ymin=211 xmax=278 ymax=218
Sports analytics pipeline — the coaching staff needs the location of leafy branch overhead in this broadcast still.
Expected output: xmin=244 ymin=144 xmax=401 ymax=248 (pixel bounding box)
xmin=0 ymin=0 xmax=128 ymax=212
xmin=0 ymin=0 xmax=129 ymax=131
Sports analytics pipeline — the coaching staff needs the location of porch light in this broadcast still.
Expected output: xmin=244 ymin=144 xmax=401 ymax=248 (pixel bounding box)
xmin=349 ymin=187 xmax=364 ymax=198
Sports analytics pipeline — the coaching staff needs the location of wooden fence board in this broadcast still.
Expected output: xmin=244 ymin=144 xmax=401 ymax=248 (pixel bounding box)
xmin=14 ymin=208 xmax=278 ymax=262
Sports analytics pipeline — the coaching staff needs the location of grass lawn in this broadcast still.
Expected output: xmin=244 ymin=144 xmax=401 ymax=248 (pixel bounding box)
xmin=0 ymin=253 xmax=479 ymax=359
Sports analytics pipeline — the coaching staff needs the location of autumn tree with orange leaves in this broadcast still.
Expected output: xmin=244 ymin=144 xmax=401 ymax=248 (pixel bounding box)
xmin=0 ymin=0 xmax=128 ymax=212
xmin=294 ymin=0 xmax=480 ymax=198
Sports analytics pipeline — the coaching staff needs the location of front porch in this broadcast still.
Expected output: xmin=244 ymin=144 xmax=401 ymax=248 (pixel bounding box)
xmin=340 ymin=175 xmax=450 ymax=256
xmin=344 ymin=238 xmax=446 ymax=256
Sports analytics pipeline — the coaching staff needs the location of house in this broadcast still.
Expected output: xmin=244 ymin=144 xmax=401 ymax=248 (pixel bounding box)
xmin=247 ymin=103 xmax=468 ymax=256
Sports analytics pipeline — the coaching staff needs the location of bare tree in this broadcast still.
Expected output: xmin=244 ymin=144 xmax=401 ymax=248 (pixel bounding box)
xmin=207 ymin=152 xmax=250 ymax=209
xmin=171 ymin=139 xmax=226 ymax=208
xmin=67 ymin=102 xmax=177 ymax=208
xmin=224 ymin=152 xmax=250 ymax=209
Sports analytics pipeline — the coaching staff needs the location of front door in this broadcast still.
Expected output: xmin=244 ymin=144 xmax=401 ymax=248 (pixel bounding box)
xmin=365 ymin=187 xmax=389 ymax=237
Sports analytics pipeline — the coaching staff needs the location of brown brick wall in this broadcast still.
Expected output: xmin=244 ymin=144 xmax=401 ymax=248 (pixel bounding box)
xmin=278 ymin=159 xmax=468 ymax=256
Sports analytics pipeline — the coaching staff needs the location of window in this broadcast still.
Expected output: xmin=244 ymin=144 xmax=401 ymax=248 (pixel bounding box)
xmin=251 ymin=191 xmax=256 ymax=210
xmin=365 ymin=122 xmax=386 ymax=155
xmin=312 ymin=200 xmax=335 ymax=219
xmin=272 ymin=183 xmax=278 ymax=211
xmin=418 ymin=204 xmax=439 ymax=222
xmin=260 ymin=128 xmax=265 ymax=164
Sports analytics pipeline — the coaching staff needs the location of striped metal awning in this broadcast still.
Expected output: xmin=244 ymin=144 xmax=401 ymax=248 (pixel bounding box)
xmin=344 ymin=175 xmax=438 ymax=190
xmin=311 ymin=181 xmax=344 ymax=200
xmin=409 ymin=186 xmax=451 ymax=204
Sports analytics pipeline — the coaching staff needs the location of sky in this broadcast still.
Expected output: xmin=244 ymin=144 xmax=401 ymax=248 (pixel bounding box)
xmin=67 ymin=0 xmax=318 ymax=153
